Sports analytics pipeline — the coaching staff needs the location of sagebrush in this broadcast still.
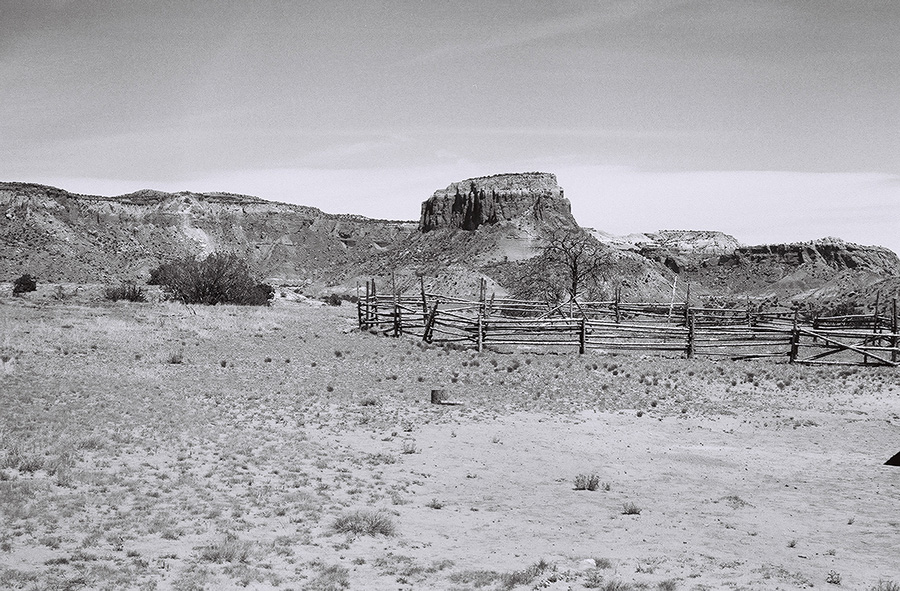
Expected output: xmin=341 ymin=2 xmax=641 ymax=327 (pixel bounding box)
xmin=149 ymin=253 xmax=273 ymax=306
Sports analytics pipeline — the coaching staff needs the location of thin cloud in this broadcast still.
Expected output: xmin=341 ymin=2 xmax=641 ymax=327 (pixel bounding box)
xmin=399 ymin=0 xmax=678 ymax=66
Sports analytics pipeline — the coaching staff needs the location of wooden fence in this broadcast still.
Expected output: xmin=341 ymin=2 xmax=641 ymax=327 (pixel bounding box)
xmin=357 ymin=280 xmax=899 ymax=367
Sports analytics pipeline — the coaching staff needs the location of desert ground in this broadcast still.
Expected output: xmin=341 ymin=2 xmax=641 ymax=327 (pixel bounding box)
xmin=1 ymin=285 xmax=899 ymax=591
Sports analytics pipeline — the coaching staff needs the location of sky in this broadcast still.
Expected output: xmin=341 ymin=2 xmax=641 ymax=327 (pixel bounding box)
xmin=1 ymin=1 xmax=898 ymax=252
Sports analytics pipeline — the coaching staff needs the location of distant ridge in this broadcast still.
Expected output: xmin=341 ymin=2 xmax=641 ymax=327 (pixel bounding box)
xmin=1 ymin=178 xmax=897 ymax=309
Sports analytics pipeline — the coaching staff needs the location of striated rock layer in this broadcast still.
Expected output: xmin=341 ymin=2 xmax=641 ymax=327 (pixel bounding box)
xmin=419 ymin=172 xmax=576 ymax=232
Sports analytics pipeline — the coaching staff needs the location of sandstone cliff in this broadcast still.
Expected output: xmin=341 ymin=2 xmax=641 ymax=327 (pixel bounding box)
xmin=419 ymin=172 xmax=576 ymax=232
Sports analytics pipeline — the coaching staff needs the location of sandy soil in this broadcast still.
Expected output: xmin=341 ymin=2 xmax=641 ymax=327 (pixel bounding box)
xmin=1 ymin=289 xmax=899 ymax=590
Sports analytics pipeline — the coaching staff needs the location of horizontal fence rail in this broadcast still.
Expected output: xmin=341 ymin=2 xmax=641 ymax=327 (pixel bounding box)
xmin=357 ymin=281 xmax=899 ymax=367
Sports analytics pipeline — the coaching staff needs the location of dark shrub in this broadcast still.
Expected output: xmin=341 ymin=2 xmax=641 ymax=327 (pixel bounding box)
xmin=321 ymin=293 xmax=358 ymax=306
xmin=105 ymin=282 xmax=146 ymax=302
xmin=12 ymin=274 xmax=37 ymax=295
xmin=148 ymin=254 xmax=274 ymax=306
xmin=323 ymin=293 xmax=343 ymax=306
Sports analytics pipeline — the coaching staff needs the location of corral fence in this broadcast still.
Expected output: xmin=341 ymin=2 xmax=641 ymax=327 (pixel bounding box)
xmin=357 ymin=279 xmax=899 ymax=367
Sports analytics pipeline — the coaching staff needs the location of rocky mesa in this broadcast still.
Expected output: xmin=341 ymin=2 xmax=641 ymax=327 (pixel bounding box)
xmin=419 ymin=172 xmax=576 ymax=232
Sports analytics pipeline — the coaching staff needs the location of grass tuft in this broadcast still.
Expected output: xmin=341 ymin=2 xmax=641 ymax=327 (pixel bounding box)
xmin=331 ymin=509 xmax=396 ymax=537
xmin=622 ymin=502 xmax=642 ymax=515
xmin=574 ymin=473 xmax=600 ymax=491
xmin=199 ymin=535 xmax=252 ymax=563
xmin=498 ymin=559 xmax=551 ymax=590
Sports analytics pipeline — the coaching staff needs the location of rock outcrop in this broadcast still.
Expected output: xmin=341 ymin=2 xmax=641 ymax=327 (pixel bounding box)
xmin=419 ymin=172 xmax=576 ymax=232
xmin=723 ymin=238 xmax=900 ymax=274
xmin=603 ymin=230 xmax=744 ymax=273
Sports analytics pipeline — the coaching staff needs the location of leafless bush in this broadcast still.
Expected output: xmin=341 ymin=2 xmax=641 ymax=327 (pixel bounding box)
xmin=149 ymin=253 xmax=273 ymax=306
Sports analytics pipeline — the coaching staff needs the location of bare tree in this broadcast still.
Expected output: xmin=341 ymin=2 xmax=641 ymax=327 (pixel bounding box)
xmin=540 ymin=227 xmax=611 ymax=303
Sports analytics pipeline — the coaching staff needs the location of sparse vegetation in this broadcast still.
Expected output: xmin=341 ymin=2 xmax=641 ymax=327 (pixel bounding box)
xmin=574 ymin=473 xmax=600 ymax=491
xmin=826 ymin=570 xmax=842 ymax=585
xmin=1 ymin=298 xmax=897 ymax=589
xmin=498 ymin=559 xmax=552 ymax=590
xmin=104 ymin=282 xmax=146 ymax=302
xmin=304 ymin=563 xmax=350 ymax=590
xmin=198 ymin=535 xmax=253 ymax=563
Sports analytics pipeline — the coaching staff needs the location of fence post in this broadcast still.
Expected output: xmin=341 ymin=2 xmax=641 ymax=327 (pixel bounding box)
xmin=686 ymin=310 xmax=695 ymax=358
xmin=614 ymin=285 xmax=621 ymax=324
xmin=579 ymin=317 xmax=586 ymax=354
xmin=393 ymin=303 xmax=401 ymax=337
xmin=423 ymin=301 xmax=439 ymax=343
xmin=684 ymin=282 xmax=691 ymax=326
xmin=892 ymin=298 xmax=897 ymax=363
xmin=371 ymin=279 xmax=378 ymax=331
xmin=420 ymin=276 xmax=428 ymax=317
xmin=359 ymin=279 xmax=369 ymax=330
xmin=476 ymin=309 xmax=484 ymax=352
xmin=874 ymin=292 xmax=881 ymax=332
xmin=789 ymin=307 xmax=800 ymax=363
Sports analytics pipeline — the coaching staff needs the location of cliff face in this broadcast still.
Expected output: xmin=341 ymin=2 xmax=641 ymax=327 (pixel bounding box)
xmin=625 ymin=230 xmax=744 ymax=273
xmin=0 ymin=182 xmax=416 ymax=284
xmin=419 ymin=172 xmax=576 ymax=232
xmin=724 ymin=238 xmax=900 ymax=274
xmin=682 ymin=238 xmax=900 ymax=298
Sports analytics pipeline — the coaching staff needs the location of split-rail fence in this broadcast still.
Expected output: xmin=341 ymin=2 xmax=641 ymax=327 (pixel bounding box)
xmin=357 ymin=280 xmax=900 ymax=367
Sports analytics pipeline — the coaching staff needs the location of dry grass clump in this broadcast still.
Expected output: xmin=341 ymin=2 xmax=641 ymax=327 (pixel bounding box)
xmin=584 ymin=573 xmax=633 ymax=590
xmin=622 ymin=502 xmax=642 ymax=515
xmin=304 ymin=563 xmax=350 ymax=590
xmin=499 ymin=559 xmax=551 ymax=589
xmin=198 ymin=534 xmax=253 ymax=563
xmin=331 ymin=509 xmax=396 ymax=537
xmin=871 ymin=582 xmax=900 ymax=591
xmin=104 ymin=282 xmax=146 ymax=302
xmin=448 ymin=560 xmax=551 ymax=591
xmin=574 ymin=473 xmax=601 ymax=491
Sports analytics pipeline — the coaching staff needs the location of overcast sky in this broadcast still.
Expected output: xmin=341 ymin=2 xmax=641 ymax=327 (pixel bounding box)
xmin=2 ymin=1 xmax=898 ymax=252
